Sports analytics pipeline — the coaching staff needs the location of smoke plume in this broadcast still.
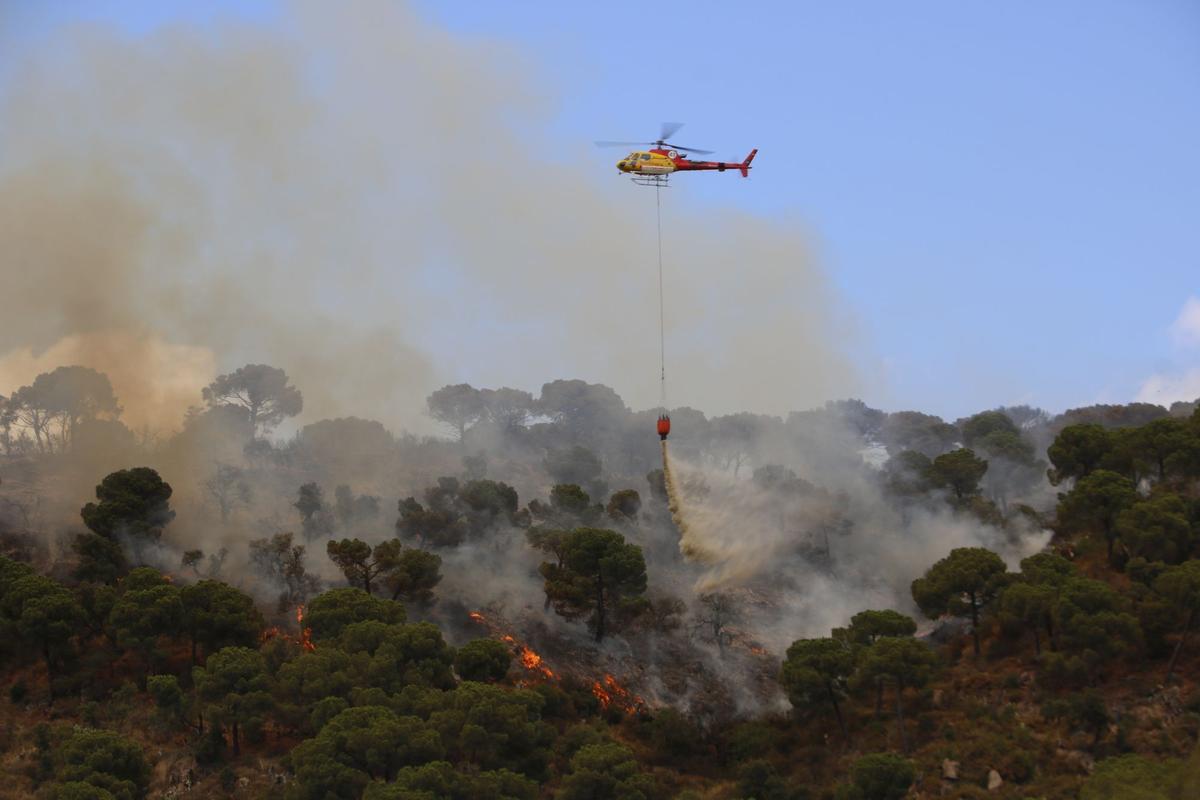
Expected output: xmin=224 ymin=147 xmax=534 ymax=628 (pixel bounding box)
xmin=0 ymin=1 xmax=856 ymax=434
xmin=0 ymin=3 xmax=1058 ymax=716
xmin=655 ymin=421 xmax=1051 ymax=652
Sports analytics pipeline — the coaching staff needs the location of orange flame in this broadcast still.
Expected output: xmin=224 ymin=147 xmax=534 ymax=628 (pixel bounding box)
xmin=593 ymin=674 xmax=643 ymax=714
xmin=296 ymin=605 xmax=315 ymax=652
xmin=466 ymin=614 xmax=559 ymax=683
xmin=493 ymin=633 xmax=555 ymax=680
xmin=518 ymin=645 xmax=555 ymax=680
xmin=258 ymin=607 xmax=316 ymax=651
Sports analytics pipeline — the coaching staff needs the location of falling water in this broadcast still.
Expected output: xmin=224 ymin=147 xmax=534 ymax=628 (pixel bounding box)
xmin=661 ymin=439 xmax=715 ymax=563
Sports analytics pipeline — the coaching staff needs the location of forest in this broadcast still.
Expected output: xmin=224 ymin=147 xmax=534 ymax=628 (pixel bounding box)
xmin=2 ymin=364 xmax=1200 ymax=799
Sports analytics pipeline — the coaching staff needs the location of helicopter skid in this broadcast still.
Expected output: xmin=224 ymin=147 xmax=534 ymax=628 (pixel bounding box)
xmin=630 ymin=174 xmax=670 ymax=187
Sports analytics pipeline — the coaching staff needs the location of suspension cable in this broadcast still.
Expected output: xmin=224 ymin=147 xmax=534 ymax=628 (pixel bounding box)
xmin=656 ymin=182 xmax=666 ymax=411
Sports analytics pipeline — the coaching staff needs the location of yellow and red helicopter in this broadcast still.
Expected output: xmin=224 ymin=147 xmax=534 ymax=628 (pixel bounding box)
xmin=596 ymin=122 xmax=756 ymax=186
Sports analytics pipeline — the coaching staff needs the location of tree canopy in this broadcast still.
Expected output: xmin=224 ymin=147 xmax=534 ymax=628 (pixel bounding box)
xmin=193 ymin=646 xmax=273 ymax=756
xmin=540 ymin=528 xmax=647 ymax=641
xmin=202 ymin=363 xmax=302 ymax=439
xmin=780 ymin=637 xmax=854 ymax=738
xmin=304 ymin=588 xmax=406 ymax=641
xmin=926 ymin=448 xmax=988 ymax=501
xmin=911 ymin=547 xmax=1007 ymax=656
xmin=180 ymin=580 xmax=264 ymax=664
xmin=1154 ymin=560 xmax=1200 ymax=680
xmin=53 ymin=728 xmax=149 ymax=800
xmin=455 ymin=638 xmax=512 ymax=683
xmin=80 ymin=468 xmax=175 ymax=556
xmin=1056 ymin=470 xmax=1137 ymax=559
xmin=3 ymin=366 xmax=122 ymax=454
xmin=426 ymin=384 xmax=486 ymax=440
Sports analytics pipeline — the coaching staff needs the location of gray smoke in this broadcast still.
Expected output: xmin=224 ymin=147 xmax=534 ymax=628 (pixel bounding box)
xmin=0 ymin=0 xmax=856 ymax=437
xmin=0 ymin=3 xmax=1053 ymax=715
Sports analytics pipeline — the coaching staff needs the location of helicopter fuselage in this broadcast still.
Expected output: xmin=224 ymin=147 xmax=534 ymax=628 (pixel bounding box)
xmin=617 ymin=147 xmax=756 ymax=178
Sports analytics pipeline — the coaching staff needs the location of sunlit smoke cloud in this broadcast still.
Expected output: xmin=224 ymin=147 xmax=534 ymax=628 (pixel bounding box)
xmin=0 ymin=331 xmax=216 ymax=432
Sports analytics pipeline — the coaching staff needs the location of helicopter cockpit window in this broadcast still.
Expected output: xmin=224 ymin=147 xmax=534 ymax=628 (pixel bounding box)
xmin=641 ymin=153 xmax=652 ymax=161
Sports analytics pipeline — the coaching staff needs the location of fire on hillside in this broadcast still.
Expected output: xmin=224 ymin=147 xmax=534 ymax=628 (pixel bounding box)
xmin=468 ymin=609 xmax=643 ymax=712
xmin=260 ymin=605 xmax=315 ymax=652
xmin=592 ymin=674 xmax=645 ymax=715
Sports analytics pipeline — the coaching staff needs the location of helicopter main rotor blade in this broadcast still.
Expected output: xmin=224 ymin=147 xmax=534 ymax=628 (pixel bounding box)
xmin=660 ymin=122 xmax=684 ymax=141
xmin=666 ymin=143 xmax=714 ymax=155
xmin=594 ymin=134 xmax=714 ymax=155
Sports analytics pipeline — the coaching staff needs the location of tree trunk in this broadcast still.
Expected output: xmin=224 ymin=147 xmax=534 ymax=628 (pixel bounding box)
xmin=1166 ymin=608 xmax=1196 ymax=682
xmin=232 ymin=720 xmax=240 ymax=757
xmin=1031 ymin=626 xmax=1041 ymax=656
xmin=826 ymin=682 xmax=848 ymax=742
xmin=875 ymin=677 xmax=884 ymax=719
xmin=1045 ymin=612 xmax=1058 ymax=652
xmin=31 ymin=415 xmax=45 ymax=453
xmin=191 ymin=636 xmax=198 ymax=665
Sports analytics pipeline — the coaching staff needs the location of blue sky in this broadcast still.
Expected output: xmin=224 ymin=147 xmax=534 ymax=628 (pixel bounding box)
xmin=3 ymin=1 xmax=1198 ymax=418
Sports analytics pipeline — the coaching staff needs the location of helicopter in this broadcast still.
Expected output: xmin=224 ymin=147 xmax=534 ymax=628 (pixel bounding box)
xmin=595 ymin=122 xmax=756 ymax=186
